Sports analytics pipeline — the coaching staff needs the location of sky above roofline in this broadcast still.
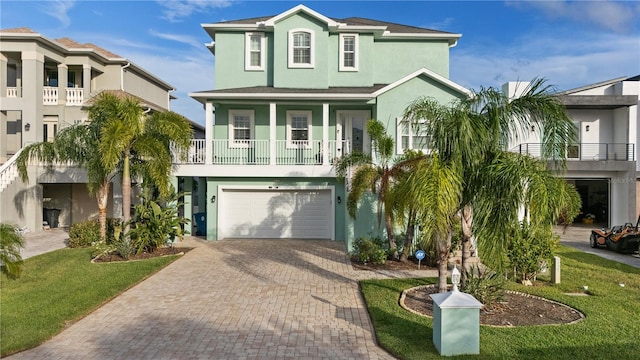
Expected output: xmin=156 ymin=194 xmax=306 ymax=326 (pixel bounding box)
xmin=1 ymin=0 xmax=638 ymax=125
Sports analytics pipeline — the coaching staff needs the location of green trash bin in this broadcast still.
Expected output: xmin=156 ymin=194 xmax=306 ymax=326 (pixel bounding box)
xmin=194 ymin=212 xmax=206 ymax=236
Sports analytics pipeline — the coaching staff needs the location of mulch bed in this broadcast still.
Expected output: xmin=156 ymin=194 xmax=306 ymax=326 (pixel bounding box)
xmin=92 ymin=247 xmax=193 ymax=263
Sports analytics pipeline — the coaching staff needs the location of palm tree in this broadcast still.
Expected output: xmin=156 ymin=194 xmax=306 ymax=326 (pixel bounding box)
xmin=0 ymin=223 xmax=25 ymax=279
xmin=403 ymin=78 xmax=580 ymax=275
xmin=91 ymin=92 xmax=193 ymax=237
xmin=335 ymin=119 xmax=423 ymax=260
xmin=17 ymin=122 xmax=113 ymax=241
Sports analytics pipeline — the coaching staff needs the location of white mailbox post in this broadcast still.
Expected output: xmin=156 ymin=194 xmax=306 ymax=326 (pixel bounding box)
xmin=429 ymin=266 xmax=483 ymax=356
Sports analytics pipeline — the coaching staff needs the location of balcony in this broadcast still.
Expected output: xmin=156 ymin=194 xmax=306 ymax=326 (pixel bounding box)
xmin=511 ymin=143 xmax=635 ymax=161
xmin=43 ymin=87 xmax=58 ymax=105
xmin=6 ymin=87 xmax=18 ymax=98
xmin=66 ymin=88 xmax=84 ymax=106
xmin=173 ymin=139 xmax=347 ymax=166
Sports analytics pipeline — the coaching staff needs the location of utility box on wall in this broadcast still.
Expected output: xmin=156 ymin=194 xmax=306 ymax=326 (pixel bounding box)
xmin=430 ymin=290 xmax=483 ymax=356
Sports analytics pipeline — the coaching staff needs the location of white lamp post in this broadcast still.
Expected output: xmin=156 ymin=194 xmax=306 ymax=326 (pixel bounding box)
xmin=451 ymin=265 xmax=461 ymax=292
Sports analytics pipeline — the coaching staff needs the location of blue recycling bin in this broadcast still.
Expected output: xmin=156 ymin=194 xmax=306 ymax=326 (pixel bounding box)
xmin=194 ymin=212 xmax=207 ymax=236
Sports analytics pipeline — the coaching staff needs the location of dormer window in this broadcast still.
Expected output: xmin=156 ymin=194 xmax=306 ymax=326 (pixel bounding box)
xmin=339 ymin=34 xmax=358 ymax=71
xmin=288 ymin=29 xmax=314 ymax=68
xmin=245 ymin=32 xmax=265 ymax=71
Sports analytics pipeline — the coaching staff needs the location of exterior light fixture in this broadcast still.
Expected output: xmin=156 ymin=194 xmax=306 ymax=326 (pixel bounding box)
xmin=585 ymin=125 xmax=590 ymax=132
xmin=211 ymin=195 xmax=216 ymax=203
xmin=337 ymin=196 xmax=342 ymax=204
xmin=24 ymin=122 xmax=30 ymax=131
xmin=451 ymin=265 xmax=461 ymax=292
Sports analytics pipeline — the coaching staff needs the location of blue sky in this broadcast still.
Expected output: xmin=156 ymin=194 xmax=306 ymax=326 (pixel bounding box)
xmin=2 ymin=1 xmax=639 ymax=125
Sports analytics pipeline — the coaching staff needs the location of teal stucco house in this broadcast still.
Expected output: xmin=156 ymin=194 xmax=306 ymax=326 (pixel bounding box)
xmin=174 ymin=4 xmax=470 ymax=249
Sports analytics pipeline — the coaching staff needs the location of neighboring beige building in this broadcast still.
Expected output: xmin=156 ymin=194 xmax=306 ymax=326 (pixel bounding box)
xmin=0 ymin=27 xmax=184 ymax=231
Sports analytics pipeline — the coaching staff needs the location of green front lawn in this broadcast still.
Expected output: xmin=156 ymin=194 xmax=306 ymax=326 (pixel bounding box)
xmin=361 ymin=244 xmax=640 ymax=359
xmin=0 ymin=248 xmax=179 ymax=356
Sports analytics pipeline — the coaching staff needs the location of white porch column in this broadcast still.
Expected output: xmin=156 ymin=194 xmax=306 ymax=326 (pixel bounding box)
xmin=0 ymin=53 xmax=7 ymax=98
xmin=270 ymin=102 xmax=277 ymax=165
xmin=57 ymin=64 xmax=67 ymax=104
xmin=82 ymin=64 xmax=91 ymax=103
xmin=322 ymin=103 xmax=329 ymax=165
xmin=205 ymin=102 xmax=214 ymax=165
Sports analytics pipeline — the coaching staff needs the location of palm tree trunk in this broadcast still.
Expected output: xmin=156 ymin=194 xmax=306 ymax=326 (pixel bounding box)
xmin=400 ymin=210 xmax=416 ymax=262
xmin=385 ymin=213 xmax=398 ymax=260
xmin=122 ymin=152 xmax=131 ymax=239
xmin=461 ymin=205 xmax=473 ymax=281
xmin=97 ymin=181 xmax=110 ymax=242
xmin=436 ymin=230 xmax=453 ymax=292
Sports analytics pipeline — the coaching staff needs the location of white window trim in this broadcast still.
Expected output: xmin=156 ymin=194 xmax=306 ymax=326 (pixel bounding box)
xmin=245 ymin=32 xmax=265 ymax=71
xmin=339 ymin=33 xmax=359 ymax=72
xmin=286 ymin=110 xmax=313 ymax=149
xmin=396 ymin=117 xmax=431 ymax=154
xmin=288 ymin=28 xmax=314 ymax=69
xmin=228 ymin=109 xmax=255 ymax=148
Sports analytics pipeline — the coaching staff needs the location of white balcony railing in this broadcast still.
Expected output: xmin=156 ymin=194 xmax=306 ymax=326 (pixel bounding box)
xmin=66 ymin=88 xmax=84 ymax=106
xmin=6 ymin=87 xmax=18 ymax=98
xmin=511 ymin=143 xmax=635 ymax=161
xmin=172 ymin=139 xmax=348 ymax=166
xmin=43 ymin=87 xmax=58 ymax=105
xmin=0 ymin=149 xmax=22 ymax=192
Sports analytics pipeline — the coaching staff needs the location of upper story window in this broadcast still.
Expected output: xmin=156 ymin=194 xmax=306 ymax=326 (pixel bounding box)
xmin=288 ymin=29 xmax=314 ymax=68
xmin=339 ymin=34 xmax=358 ymax=71
xmin=245 ymin=32 xmax=265 ymax=71
xmin=44 ymin=68 xmax=58 ymax=87
xmin=228 ymin=110 xmax=255 ymax=148
xmin=287 ymin=110 xmax=312 ymax=148
xmin=397 ymin=117 xmax=430 ymax=154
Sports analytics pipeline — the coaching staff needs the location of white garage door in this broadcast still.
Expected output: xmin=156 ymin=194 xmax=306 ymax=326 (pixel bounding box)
xmin=220 ymin=189 xmax=333 ymax=239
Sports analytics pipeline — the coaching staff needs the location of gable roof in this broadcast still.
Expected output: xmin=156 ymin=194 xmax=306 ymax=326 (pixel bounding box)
xmin=202 ymin=4 xmax=461 ymax=46
xmin=373 ymin=68 xmax=471 ymax=97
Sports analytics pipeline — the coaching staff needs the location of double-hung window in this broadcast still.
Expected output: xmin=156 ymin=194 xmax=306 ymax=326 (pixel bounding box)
xmin=245 ymin=32 xmax=265 ymax=71
xmin=397 ymin=117 xmax=431 ymax=154
xmin=287 ymin=110 xmax=312 ymax=148
xmin=228 ymin=110 xmax=254 ymax=148
xmin=339 ymin=34 xmax=358 ymax=71
xmin=288 ymin=29 xmax=314 ymax=68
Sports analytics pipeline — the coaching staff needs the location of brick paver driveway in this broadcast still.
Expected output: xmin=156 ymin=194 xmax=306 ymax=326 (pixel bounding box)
xmin=9 ymin=237 xmax=405 ymax=360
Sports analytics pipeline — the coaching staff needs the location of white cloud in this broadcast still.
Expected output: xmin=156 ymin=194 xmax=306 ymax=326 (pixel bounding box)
xmin=156 ymin=0 xmax=233 ymax=23
xmin=508 ymin=0 xmax=640 ymax=34
xmin=45 ymin=0 xmax=75 ymax=27
xmin=451 ymin=31 xmax=640 ymax=92
xmin=149 ymin=29 xmax=204 ymax=49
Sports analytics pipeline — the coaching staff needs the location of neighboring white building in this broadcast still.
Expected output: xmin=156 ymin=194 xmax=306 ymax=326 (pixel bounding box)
xmin=506 ymin=76 xmax=639 ymax=227
xmin=0 ymin=28 xmax=198 ymax=231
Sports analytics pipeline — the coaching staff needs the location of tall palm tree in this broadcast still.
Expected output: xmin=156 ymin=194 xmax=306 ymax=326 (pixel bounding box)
xmin=17 ymin=122 xmax=113 ymax=241
xmin=91 ymin=92 xmax=193 ymax=237
xmin=335 ymin=119 xmax=423 ymax=260
xmin=403 ymin=78 xmax=580 ymax=275
xmin=0 ymin=223 xmax=25 ymax=279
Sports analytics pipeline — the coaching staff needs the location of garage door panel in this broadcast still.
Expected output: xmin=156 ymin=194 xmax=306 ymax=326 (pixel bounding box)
xmin=221 ymin=189 xmax=332 ymax=239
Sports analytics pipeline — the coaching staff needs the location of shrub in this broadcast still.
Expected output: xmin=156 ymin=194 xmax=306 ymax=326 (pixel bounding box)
xmin=352 ymin=235 xmax=388 ymax=264
xmin=506 ymin=221 xmax=558 ymax=283
xmin=128 ymin=189 xmax=189 ymax=255
xmin=68 ymin=221 xmax=101 ymax=248
xmin=0 ymin=223 xmax=25 ymax=279
xmin=460 ymin=265 xmax=505 ymax=306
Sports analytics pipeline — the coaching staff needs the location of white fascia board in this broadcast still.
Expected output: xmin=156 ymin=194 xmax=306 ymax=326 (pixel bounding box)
xmin=373 ymin=67 xmax=472 ymax=98
xmin=263 ymin=4 xmax=340 ymax=27
xmin=189 ymin=92 xmax=374 ymax=101
xmin=380 ymin=32 xmax=462 ymax=46
xmin=202 ymin=23 xmax=264 ymax=31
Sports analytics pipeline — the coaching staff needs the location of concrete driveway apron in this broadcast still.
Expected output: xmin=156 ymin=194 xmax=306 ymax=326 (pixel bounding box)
xmin=8 ymin=237 xmax=420 ymax=360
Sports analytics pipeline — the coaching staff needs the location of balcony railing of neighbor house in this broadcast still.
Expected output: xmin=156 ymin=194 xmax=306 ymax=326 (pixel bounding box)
xmin=6 ymin=87 xmax=18 ymax=98
xmin=511 ymin=143 xmax=635 ymax=161
xmin=172 ymin=139 xmax=347 ymax=165
xmin=66 ymin=88 xmax=84 ymax=106
xmin=43 ymin=87 xmax=58 ymax=105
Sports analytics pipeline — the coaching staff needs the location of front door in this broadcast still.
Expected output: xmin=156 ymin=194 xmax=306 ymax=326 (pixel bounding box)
xmin=336 ymin=110 xmax=371 ymax=156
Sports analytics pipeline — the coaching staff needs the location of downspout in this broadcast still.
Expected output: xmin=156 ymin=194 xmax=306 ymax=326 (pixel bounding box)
xmin=121 ymin=62 xmax=131 ymax=90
